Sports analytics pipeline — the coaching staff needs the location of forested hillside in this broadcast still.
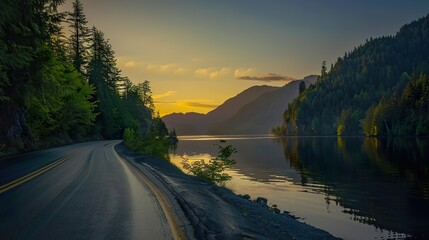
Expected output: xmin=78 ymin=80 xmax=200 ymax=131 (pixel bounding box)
xmin=0 ymin=0 xmax=166 ymax=153
xmin=275 ymin=14 xmax=429 ymax=136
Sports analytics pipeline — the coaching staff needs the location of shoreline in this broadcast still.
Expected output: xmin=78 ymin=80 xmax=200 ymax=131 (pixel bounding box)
xmin=115 ymin=142 xmax=339 ymax=240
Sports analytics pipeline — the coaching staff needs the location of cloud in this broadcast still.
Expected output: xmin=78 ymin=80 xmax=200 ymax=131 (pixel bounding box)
xmin=124 ymin=61 xmax=137 ymax=68
xmin=238 ymin=73 xmax=294 ymax=82
xmin=147 ymin=64 xmax=174 ymax=73
xmin=176 ymin=100 xmax=218 ymax=108
xmin=194 ymin=67 xmax=230 ymax=79
xmin=174 ymin=68 xmax=187 ymax=75
xmin=235 ymin=68 xmax=294 ymax=82
xmin=195 ymin=68 xmax=210 ymax=77
xmin=234 ymin=68 xmax=257 ymax=78
xmin=154 ymin=101 xmax=177 ymax=104
xmin=146 ymin=64 xmax=188 ymax=76
xmin=117 ymin=57 xmax=142 ymax=69
xmin=179 ymin=102 xmax=219 ymax=108
xmin=153 ymin=91 xmax=177 ymax=100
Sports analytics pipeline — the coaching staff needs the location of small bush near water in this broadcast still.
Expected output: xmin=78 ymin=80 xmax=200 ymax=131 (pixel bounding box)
xmin=182 ymin=144 xmax=237 ymax=185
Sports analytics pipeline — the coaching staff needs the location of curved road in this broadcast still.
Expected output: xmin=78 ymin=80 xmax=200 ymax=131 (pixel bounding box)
xmin=0 ymin=141 xmax=173 ymax=240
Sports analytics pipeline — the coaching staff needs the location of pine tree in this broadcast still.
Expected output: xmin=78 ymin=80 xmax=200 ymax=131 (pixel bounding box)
xmin=87 ymin=27 xmax=126 ymax=138
xmin=88 ymin=27 xmax=121 ymax=93
xmin=138 ymin=80 xmax=155 ymax=115
xmin=321 ymin=61 xmax=327 ymax=78
xmin=0 ymin=0 xmax=57 ymax=149
xmin=67 ymin=0 xmax=89 ymax=73
xmin=1 ymin=0 xmax=97 ymax=150
xmin=299 ymin=81 xmax=306 ymax=94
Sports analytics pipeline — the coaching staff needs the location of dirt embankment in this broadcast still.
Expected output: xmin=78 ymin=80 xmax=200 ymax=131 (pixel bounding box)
xmin=115 ymin=143 xmax=339 ymax=240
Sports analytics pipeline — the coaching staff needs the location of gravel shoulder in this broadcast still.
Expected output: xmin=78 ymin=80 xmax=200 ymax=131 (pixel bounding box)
xmin=115 ymin=143 xmax=340 ymax=240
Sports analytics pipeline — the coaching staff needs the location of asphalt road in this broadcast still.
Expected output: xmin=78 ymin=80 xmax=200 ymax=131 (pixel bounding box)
xmin=0 ymin=141 xmax=173 ymax=240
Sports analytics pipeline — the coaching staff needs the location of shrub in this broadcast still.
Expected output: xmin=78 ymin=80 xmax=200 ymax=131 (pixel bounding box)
xmin=123 ymin=128 xmax=170 ymax=160
xmin=182 ymin=144 xmax=237 ymax=185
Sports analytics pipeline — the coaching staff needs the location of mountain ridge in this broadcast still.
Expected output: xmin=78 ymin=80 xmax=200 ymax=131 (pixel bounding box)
xmin=163 ymin=75 xmax=317 ymax=135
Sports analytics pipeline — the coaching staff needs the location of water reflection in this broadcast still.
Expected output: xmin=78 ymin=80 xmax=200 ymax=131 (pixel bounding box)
xmin=169 ymin=136 xmax=429 ymax=239
xmin=279 ymin=137 xmax=429 ymax=238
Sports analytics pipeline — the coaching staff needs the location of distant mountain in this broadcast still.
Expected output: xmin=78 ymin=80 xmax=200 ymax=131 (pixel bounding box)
xmin=162 ymin=76 xmax=317 ymax=135
xmin=205 ymin=85 xmax=279 ymax=125
xmin=162 ymin=85 xmax=278 ymax=135
xmin=161 ymin=112 xmax=206 ymax=135
xmin=210 ymin=75 xmax=318 ymax=134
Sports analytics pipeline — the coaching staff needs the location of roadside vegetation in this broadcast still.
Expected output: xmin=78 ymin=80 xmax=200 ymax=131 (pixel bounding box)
xmin=123 ymin=123 xmax=178 ymax=160
xmin=0 ymin=0 xmax=173 ymax=153
xmin=182 ymin=144 xmax=237 ymax=185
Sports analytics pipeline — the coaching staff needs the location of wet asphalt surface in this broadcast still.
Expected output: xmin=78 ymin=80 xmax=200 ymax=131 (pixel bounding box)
xmin=0 ymin=141 xmax=171 ymax=240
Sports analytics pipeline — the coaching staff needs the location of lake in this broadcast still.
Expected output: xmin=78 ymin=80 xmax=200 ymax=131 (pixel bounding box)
xmin=169 ymin=135 xmax=429 ymax=240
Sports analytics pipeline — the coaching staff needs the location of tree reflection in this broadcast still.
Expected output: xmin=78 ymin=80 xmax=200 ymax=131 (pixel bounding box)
xmin=278 ymin=136 xmax=429 ymax=238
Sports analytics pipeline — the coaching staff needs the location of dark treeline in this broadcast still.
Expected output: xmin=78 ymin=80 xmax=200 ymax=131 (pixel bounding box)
xmin=274 ymin=14 xmax=429 ymax=136
xmin=0 ymin=0 xmax=170 ymax=153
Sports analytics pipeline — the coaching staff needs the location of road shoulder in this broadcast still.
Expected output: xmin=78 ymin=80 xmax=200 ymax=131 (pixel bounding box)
xmin=115 ymin=143 xmax=339 ymax=240
xmin=114 ymin=143 xmax=195 ymax=240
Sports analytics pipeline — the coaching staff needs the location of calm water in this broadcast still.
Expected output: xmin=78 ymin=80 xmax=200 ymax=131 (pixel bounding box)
xmin=169 ymin=135 xmax=429 ymax=240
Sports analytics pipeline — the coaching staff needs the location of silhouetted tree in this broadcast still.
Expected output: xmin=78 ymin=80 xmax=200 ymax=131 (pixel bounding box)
xmin=321 ymin=61 xmax=327 ymax=78
xmin=299 ymin=81 xmax=306 ymax=94
xmin=67 ymin=0 xmax=89 ymax=73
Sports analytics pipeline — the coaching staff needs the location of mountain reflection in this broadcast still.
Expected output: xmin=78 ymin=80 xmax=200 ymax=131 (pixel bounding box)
xmin=279 ymin=137 xmax=429 ymax=237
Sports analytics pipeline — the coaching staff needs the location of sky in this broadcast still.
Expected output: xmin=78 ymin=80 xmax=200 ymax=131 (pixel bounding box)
xmin=60 ymin=0 xmax=429 ymax=116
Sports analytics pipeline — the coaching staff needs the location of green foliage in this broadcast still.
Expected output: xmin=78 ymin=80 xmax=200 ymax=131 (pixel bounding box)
xmin=151 ymin=117 xmax=168 ymax=137
xmin=137 ymin=80 xmax=155 ymax=115
xmin=123 ymin=128 xmax=171 ymax=159
xmin=0 ymin=0 xmax=155 ymax=152
xmin=120 ymin=78 xmax=152 ymax=135
xmin=25 ymin=46 xmax=96 ymax=144
xmin=86 ymin=27 xmax=155 ymax=140
xmin=67 ymin=0 xmax=89 ymax=72
xmin=277 ymin=14 xmax=429 ymax=136
xmin=0 ymin=0 xmax=46 ymax=147
xmin=123 ymin=111 xmax=177 ymax=159
xmin=182 ymin=145 xmax=237 ymax=185
xmin=363 ymin=74 xmax=429 ymax=136
xmin=0 ymin=0 xmax=98 ymax=150
xmin=337 ymin=109 xmax=352 ymax=136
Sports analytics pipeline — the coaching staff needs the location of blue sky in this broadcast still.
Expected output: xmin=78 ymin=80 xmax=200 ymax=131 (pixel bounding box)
xmin=61 ymin=0 xmax=429 ymax=115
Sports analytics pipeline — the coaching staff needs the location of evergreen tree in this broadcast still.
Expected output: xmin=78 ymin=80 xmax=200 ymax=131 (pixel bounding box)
xmin=137 ymin=80 xmax=155 ymax=115
xmin=0 ymin=0 xmax=96 ymax=150
xmin=87 ymin=27 xmax=118 ymax=138
xmin=321 ymin=61 xmax=327 ymax=79
xmin=67 ymin=0 xmax=89 ymax=73
xmin=276 ymin=14 xmax=429 ymax=137
xmin=0 ymin=0 xmax=62 ymax=149
xmin=87 ymin=27 xmax=145 ymax=139
xmin=0 ymin=0 xmax=168 ymax=152
xmin=299 ymin=81 xmax=306 ymax=94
